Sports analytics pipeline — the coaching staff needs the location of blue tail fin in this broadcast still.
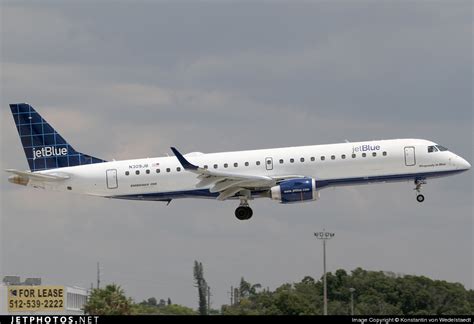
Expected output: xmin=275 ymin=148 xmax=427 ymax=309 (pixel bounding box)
xmin=9 ymin=103 xmax=106 ymax=171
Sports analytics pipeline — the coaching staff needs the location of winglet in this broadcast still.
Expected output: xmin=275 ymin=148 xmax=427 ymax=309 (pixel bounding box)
xmin=170 ymin=147 xmax=199 ymax=170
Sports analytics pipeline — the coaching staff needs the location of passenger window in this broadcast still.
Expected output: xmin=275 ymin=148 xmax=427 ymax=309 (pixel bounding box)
xmin=279 ymin=159 xmax=284 ymax=164
xmin=331 ymin=155 xmax=335 ymax=160
xmin=224 ymin=163 xmax=228 ymax=168
xmin=310 ymin=157 xmax=315 ymax=162
xmin=341 ymin=154 xmax=346 ymax=159
xmin=245 ymin=162 xmax=249 ymax=167
xmin=256 ymin=161 xmax=261 ymax=166
xmin=214 ymin=164 xmax=218 ymax=169
xmin=125 ymin=171 xmax=130 ymax=176
xmin=290 ymin=158 xmax=294 ymax=163
xmin=267 ymin=160 xmax=271 ymax=165
xmin=135 ymin=170 xmax=140 ymax=175
xmin=156 ymin=169 xmax=160 ymax=173
xmin=352 ymin=154 xmax=356 ymax=158
xmin=166 ymin=168 xmax=170 ymax=172
xmin=383 ymin=152 xmax=387 ymax=156
xmin=234 ymin=163 xmax=238 ymax=167
xmin=300 ymin=158 xmax=305 ymax=162
xmin=177 ymin=167 xmax=181 ymax=172
xmin=372 ymin=152 xmax=377 ymax=157
xmin=204 ymin=165 xmax=208 ymax=169
xmin=321 ymin=156 xmax=325 ymax=161
xmin=146 ymin=169 xmax=150 ymax=174
xmin=362 ymin=153 xmax=366 ymax=157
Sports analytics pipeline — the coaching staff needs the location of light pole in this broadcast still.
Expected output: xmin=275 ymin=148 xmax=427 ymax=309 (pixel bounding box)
xmin=349 ymin=287 xmax=355 ymax=315
xmin=314 ymin=229 xmax=335 ymax=315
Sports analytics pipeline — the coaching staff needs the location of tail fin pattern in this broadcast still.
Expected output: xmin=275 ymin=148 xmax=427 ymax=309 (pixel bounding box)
xmin=9 ymin=103 xmax=106 ymax=172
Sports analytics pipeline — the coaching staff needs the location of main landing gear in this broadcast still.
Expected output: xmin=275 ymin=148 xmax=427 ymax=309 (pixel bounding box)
xmin=235 ymin=198 xmax=253 ymax=220
xmin=414 ymin=179 xmax=426 ymax=203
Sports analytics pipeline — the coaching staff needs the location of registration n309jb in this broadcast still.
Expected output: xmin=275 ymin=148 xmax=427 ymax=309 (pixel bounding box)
xmin=6 ymin=103 xmax=471 ymax=220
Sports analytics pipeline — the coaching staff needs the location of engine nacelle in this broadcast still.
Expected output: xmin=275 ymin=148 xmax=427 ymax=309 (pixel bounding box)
xmin=270 ymin=178 xmax=319 ymax=204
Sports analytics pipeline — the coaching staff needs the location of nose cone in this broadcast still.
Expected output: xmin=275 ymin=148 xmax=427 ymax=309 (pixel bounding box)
xmin=458 ymin=156 xmax=471 ymax=171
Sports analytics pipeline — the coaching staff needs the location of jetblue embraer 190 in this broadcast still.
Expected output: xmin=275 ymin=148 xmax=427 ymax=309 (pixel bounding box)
xmin=6 ymin=103 xmax=471 ymax=220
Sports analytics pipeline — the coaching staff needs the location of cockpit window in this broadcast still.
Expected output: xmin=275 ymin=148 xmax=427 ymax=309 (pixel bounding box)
xmin=436 ymin=145 xmax=448 ymax=151
xmin=427 ymin=146 xmax=438 ymax=153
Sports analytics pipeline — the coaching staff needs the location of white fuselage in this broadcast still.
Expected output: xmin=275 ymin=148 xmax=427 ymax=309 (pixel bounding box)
xmin=27 ymin=139 xmax=470 ymax=202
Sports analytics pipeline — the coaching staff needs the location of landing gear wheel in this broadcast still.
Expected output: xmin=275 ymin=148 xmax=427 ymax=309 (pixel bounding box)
xmin=416 ymin=194 xmax=425 ymax=203
xmin=246 ymin=207 xmax=253 ymax=219
xmin=235 ymin=206 xmax=253 ymax=220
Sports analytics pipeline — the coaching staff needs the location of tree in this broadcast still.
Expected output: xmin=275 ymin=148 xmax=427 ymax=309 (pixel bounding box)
xmin=221 ymin=269 xmax=474 ymax=315
xmin=238 ymin=277 xmax=262 ymax=298
xmin=239 ymin=277 xmax=251 ymax=298
xmin=133 ymin=302 xmax=197 ymax=315
xmin=147 ymin=297 xmax=157 ymax=306
xmin=250 ymin=283 xmax=262 ymax=296
xmin=193 ymin=260 xmax=208 ymax=315
xmin=84 ymin=284 xmax=133 ymax=315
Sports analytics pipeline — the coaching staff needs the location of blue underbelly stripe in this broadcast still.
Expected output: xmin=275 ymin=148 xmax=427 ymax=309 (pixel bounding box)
xmin=110 ymin=169 xmax=465 ymax=201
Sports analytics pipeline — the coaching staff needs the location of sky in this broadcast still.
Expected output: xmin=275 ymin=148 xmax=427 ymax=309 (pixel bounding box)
xmin=0 ymin=1 xmax=472 ymax=310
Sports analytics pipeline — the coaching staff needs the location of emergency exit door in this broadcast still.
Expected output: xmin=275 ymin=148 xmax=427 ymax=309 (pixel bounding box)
xmin=265 ymin=157 xmax=273 ymax=170
xmin=404 ymin=147 xmax=416 ymax=166
xmin=106 ymin=169 xmax=118 ymax=189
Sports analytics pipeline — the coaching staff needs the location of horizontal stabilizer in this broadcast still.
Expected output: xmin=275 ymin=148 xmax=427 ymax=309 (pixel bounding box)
xmin=5 ymin=169 xmax=70 ymax=182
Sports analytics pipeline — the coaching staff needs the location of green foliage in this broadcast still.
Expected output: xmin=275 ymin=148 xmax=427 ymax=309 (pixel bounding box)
xmin=84 ymin=286 xmax=196 ymax=315
xmin=193 ymin=260 xmax=208 ymax=315
xmin=222 ymin=268 xmax=474 ymax=315
xmin=133 ymin=302 xmax=197 ymax=315
xmin=140 ymin=297 xmax=157 ymax=306
xmin=239 ymin=277 xmax=262 ymax=299
xmin=83 ymin=284 xmax=133 ymax=315
xmin=84 ymin=268 xmax=474 ymax=316
xmin=239 ymin=277 xmax=251 ymax=298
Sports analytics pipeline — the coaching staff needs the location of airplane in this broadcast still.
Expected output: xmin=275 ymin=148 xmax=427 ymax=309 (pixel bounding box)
xmin=6 ymin=103 xmax=471 ymax=220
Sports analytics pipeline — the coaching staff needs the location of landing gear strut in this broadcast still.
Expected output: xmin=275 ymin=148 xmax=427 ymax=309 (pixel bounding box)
xmin=235 ymin=197 xmax=253 ymax=220
xmin=414 ymin=179 xmax=426 ymax=203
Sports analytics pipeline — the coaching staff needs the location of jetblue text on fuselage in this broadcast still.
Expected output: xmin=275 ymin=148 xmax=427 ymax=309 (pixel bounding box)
xmin=352 ymin=144 xmax=381 ymax=154
xmin=32 ymin=147 xmax=68 ymax=160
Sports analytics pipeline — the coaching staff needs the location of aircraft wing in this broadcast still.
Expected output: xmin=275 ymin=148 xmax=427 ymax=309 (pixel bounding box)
xmin=171 ymin=147 xmax=304 ymax=200
xmin=5 ymin=169 xmax=70 ymax=182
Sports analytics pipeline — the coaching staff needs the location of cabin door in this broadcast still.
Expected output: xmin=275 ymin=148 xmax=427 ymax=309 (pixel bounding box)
xmin=404 ymin=147 xmax=416 ymax=166
xmin=106 ymin=169 xmax=118 ymax=189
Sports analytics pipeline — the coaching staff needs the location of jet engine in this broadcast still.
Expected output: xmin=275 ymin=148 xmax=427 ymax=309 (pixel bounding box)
xmin=270 ymin=178 xmax=319 ymax=203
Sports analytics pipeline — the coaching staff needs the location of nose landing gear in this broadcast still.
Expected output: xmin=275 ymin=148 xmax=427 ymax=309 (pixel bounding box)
xmin=414 ymin=179 xmax=426 ymax=203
